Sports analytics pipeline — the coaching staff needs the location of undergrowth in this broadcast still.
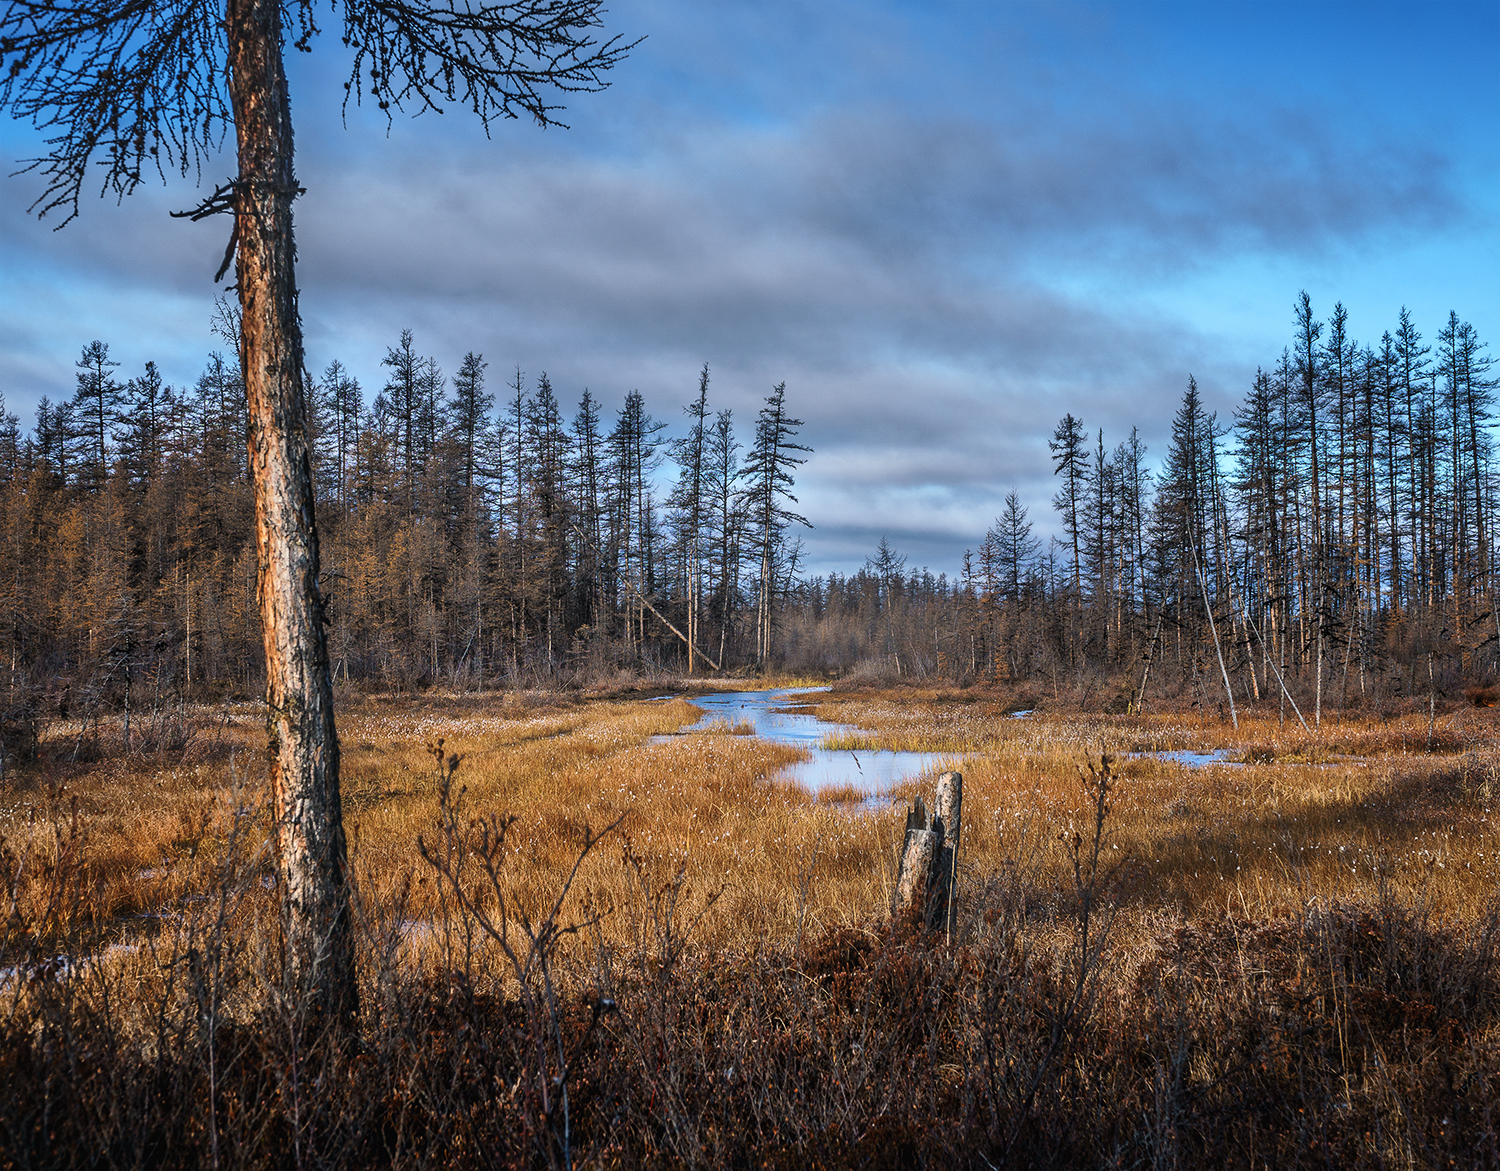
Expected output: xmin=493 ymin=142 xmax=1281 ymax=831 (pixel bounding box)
xmin=3 ymin=754 xmax=1498 ymax=1169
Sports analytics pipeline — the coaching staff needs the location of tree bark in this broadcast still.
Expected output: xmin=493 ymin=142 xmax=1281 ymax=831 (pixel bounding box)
xmin=227 ymin=0 xmax=357 ymax=1026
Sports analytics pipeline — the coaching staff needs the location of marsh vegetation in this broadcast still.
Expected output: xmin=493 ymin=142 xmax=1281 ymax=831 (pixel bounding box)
xmin=3 ymin=681 xmax=1498 ymax=1167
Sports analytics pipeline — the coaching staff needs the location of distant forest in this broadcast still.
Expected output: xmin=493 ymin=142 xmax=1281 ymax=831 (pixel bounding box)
xmin=966 ymin=295 xmax=1498 ymax=720
xmin=0 ymin=293 xmax=1495 ymax=738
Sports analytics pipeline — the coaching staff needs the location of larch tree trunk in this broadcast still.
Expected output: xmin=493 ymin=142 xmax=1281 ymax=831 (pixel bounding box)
xmin=227 ymin=0 xmax=357 ymax=1026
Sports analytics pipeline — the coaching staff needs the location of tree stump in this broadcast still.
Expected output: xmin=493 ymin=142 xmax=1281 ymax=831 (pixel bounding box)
xmin=893 ymin=772 xmax=963 ymax=930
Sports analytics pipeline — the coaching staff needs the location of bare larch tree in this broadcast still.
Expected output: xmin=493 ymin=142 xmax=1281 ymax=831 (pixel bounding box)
xmin=2 ymin=0 xmax=635 ymax=1026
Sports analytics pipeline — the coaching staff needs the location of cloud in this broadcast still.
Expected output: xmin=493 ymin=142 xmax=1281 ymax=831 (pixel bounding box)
xmin=0 ymin=28 xmax=1475 ymax=573
xmin=775 ymin=106 xmax=1458 ymax=270
xmin=270 ymin=97 xmax=1459 ymax=420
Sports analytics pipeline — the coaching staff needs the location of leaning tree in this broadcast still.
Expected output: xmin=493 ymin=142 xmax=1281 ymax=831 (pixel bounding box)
xmin=1 ymin=0 xmax=635 ymax=1027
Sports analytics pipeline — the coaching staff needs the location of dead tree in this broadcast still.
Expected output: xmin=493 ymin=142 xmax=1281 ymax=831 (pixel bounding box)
xmin=894 ymin=771 xmax=963 ymax=932
xmin=2 ymin=0 xmax=635 ymax=1027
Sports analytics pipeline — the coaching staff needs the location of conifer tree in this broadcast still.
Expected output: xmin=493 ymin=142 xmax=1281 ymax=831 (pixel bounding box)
xmin=118 ymin=361 xmax=172 ymax=491
xmin=525 ymin=373 xmax=572 ymax=660
xmin=610 ymin=390 xmax=665 ymax=657
xmin=992 ymin=490 xmax=1039 ymax=605
xmin=706 ymin=409 xmax=742 ymax=666
xmin=317 ymin=360 xmax=362 ymax=511
xmin=669 ymin=365 xmax=711 ymax=671
xmin=2 ymin=0 xmax=634 ymax=1027
xmin=1395 ymin=307 xmax=1430 ymax=611
xmin=1115 ymin=427 xmax=1151 ymax=630
xmin=449 ymin=352 xmax=492 ymax=524
xmin=72 ymin=340 xmax=120 ymax=493
xmin=1049 ymin=412 xmax=1087 ymax=604
xmin=1085 ymin=427 xmax=1116 ymax=654
xmin=739 ymin=383 xmax=810 ymax=669
xmin=34 ymin=397 xmax=78 ymax=490
xmin=571 ymin=388 xmax=607 ymax=642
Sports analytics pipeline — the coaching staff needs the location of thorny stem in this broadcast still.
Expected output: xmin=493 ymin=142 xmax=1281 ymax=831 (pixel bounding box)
xmin=417 ymin=779 xmax=624 ymax=1167
xmin=1003 ymin=753 xmax=1121 ymax=1161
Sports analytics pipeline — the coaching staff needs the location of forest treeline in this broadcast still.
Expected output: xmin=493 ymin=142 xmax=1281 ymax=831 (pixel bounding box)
xmin=0 ymin=333 xmax=815 ymax=719
xmin=949 ymin=294 xmax=1498 ymax=720
xmin=0 ymin=293 xmax=1495 ymax=745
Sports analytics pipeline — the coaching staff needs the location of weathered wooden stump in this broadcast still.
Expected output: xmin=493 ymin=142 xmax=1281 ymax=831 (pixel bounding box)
xmin=895 ymin=796 xmax=939 ymax=912
xmin=893 ymin=771 xmax=963 ymax=931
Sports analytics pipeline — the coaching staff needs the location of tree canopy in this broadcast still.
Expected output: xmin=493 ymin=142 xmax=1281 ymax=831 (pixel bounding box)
xmin=1 ymin=0 xmax=636 ymax=223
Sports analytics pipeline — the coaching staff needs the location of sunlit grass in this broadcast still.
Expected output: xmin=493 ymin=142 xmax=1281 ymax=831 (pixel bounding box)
xmin=805 ymin=691 xmax=1500 ymax=926
xmin=695 ymin=717 xmax=757 ymax=736
xmin=6 ymin=681 xmax=1497 ymax=1169
xmin=8 ymin=686 xmax=1497 ymax=965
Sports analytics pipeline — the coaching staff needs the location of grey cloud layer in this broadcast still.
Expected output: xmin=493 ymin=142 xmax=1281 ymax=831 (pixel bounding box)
xmin=290 ymin=100 xmax=1454 ymax=359
xmin=0 ymin=81 xmax=1465 ymax=572
xmin=775 ymin=107 xmax=1456 ymax=268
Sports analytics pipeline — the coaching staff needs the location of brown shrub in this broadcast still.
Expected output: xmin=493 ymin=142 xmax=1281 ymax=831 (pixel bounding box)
xmin=1468 ymin=685 xmax=1500 ymax=708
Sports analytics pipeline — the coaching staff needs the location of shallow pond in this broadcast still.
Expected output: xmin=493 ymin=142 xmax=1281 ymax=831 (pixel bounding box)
xmin=667 ymin=692 xmax=1257 ymax=795
xmin=1132 ymin=748 xmax=1244 ymax=768
xmin=676 ymin=688 xmax=954 ymax=798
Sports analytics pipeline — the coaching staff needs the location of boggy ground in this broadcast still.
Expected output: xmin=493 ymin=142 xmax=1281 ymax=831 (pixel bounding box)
xmin=1 ymin=681 xmax=1498 ymax=1168
xmin=807 ymin=686 xmax=1500 ymax=925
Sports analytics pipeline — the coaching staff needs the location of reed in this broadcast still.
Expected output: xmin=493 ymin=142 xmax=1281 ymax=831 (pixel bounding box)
xmin=1 ymin=685 xmax=1496 ymax=1167
xmin=8 ymin=687 xmax=1497 ymax=956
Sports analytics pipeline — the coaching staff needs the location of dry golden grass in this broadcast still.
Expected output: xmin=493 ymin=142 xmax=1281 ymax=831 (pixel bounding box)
xmin=809 ymin=690 xmax=1500 ymax=929
xmin=6 ymin=683 xmax=1500 ymax=1169
xmin=6 ymin=683 xmax=1497 ymax=966
xmin=817 ymin=781 xmax=873 ymax=806
xmin=4 ymin=687 xmax=881 ymax=957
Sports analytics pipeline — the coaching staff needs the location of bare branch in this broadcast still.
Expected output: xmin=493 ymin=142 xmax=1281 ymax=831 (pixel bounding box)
xmin=1 ymin=0 xmax=230 ymax=224
xmin=337 ymin=0 xmax=641 ymax=129
xmin=1 ymin=0 xmax=639 ymax=224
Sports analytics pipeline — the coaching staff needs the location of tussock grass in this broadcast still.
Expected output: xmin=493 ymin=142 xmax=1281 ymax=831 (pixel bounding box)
xmin=818 ymin=729 xmax=878 ymax=751
xmin=3 ymin=687 xmax=1498 ymax=1167
xmin=7 ymin=691 xmax=898 ymax=954
xmin=694 ymin=717 xmax=757 ymax=736
xmin=9 ymin=689 xmax=1498 ymax=963
xmin=817 ymin=782 xmax=873 ymax=806
xmin=809 ymin=693 xmax=1500 ymax=923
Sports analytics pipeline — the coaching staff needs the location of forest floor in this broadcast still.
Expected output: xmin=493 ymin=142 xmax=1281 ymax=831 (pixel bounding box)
xmin=3 ymin=680 xmax=1499 ymax=1167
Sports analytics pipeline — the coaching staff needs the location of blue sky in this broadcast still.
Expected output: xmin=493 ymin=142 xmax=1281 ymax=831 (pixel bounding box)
xmin=2 ymin=0 xmax=1496 ymax=575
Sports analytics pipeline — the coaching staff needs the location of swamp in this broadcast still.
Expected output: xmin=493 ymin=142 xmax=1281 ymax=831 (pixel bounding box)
xmin=3 ymin=680 xmax=1498 ymax=1168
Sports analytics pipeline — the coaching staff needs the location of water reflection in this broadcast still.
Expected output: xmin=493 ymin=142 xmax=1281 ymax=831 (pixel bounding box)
xmin=678 ymin=688 xmax=953 ymax=797
xmin=1131 ymin=748 xmax=1243 ymax=768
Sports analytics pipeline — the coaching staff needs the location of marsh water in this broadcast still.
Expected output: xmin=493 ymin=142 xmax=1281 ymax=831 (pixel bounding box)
xmin=665 ymin=690 xmax=1253 ymax=797
xmin=1145 ymin=748 xmax=1243 ymax=768
xmin=676 ymin=688 xmax=953 ymax=798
